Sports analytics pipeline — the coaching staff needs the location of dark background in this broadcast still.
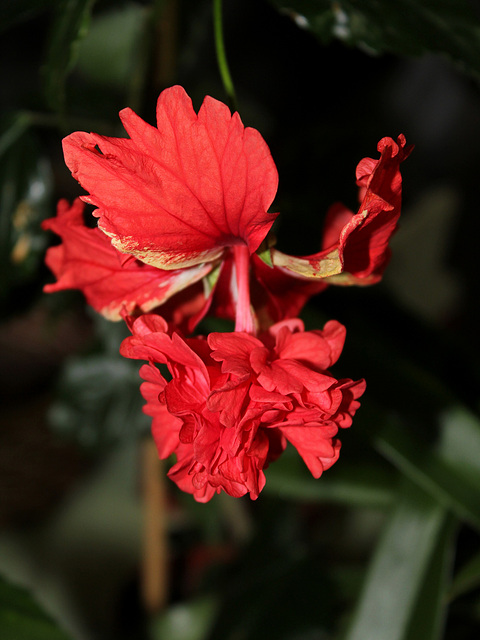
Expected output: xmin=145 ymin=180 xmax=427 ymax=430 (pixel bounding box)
xmin=1 ymin=1 xmax=480 ymax=639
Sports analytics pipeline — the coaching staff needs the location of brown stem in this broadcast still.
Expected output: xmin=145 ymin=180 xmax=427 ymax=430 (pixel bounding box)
xmin=141 ymin=438 xmax=168 ymax=613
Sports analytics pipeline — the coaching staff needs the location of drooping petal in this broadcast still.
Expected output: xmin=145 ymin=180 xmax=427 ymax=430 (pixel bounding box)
xmin=336 ymin=134 xmax=412 ymax=280
xmin=62 ymin=86 xmax=279 ymax=270
xmin=318 ymin=134 xmax=413 ymax=283
xmin=42 ymin=199 xmax=212 ymax=320
xmin=254 ymin=135 xmax=411 ymax=291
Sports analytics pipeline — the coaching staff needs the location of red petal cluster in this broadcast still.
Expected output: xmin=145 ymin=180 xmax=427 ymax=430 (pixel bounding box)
xmin=120 ymin=315 xmax=365 ymax=502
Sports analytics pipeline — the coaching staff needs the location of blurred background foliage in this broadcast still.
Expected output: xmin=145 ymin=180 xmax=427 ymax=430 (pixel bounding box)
xmin=1 ymin=0 xmax=480 ymax=639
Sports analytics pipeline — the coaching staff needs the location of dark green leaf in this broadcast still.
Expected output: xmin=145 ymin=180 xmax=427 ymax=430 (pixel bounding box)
xmin=437 ymin=406 xmax=480 ymax=487
xmin=404 ymin=516 xmax=456 ymax=640
xmin=269 ymin=0 xmax=480 ymax=81
xmin=42 ymin=0 xmax=96 ymax=113
xmin=75 ymin=4 xmax=150 ymax=92
xmin=343 ymin=480 xmax=447 ymax=640
xmin=449 ymin=549 xmax=480 ymax=601
xmin=0 ymin=575 xmax=72 ymax=640
xmin=370 ymin=405 xmax=480 ymax=532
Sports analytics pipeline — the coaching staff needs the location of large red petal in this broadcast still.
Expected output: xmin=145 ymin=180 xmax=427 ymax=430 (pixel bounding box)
xmin=62 ymin=86 xmax=279 ymax=270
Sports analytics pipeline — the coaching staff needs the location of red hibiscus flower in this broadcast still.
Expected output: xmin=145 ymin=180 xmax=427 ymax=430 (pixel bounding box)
xmin=120 ymin=314 xmax=366 ymax=502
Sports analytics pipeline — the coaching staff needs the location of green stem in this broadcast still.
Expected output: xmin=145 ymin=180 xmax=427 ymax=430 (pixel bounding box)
xmin=213 ymin=0 xmax=238 ymax=111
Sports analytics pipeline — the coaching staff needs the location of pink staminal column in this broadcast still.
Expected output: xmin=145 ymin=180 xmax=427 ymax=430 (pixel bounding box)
xmin=233 ymin=244 xmax=255 ymax=334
